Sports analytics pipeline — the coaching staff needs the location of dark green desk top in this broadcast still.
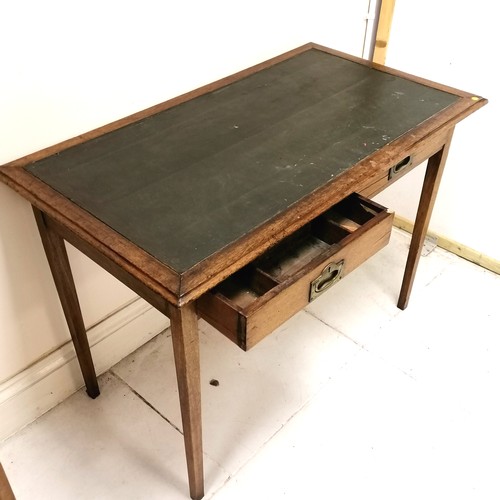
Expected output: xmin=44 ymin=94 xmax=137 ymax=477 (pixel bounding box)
xmin=26 ymin=47 xmax=459 ymax=273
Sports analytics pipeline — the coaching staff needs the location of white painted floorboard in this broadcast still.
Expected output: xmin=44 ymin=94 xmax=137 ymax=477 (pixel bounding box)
xmin=1 ymin=228 xmax=499 ymax=499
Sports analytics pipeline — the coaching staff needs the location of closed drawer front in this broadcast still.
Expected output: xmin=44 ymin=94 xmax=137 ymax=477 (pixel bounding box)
xmin=198 ymin=193 xmax=394 ymax=350
xmin=359 ymin=128 xmax=450 ymax=199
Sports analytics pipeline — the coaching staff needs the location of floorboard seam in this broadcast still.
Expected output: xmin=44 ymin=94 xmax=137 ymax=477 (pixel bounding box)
xmin=303 ymin=309 xmax=364 ymax=347
xmin=109 ymin=370 xmax=183 ymax=435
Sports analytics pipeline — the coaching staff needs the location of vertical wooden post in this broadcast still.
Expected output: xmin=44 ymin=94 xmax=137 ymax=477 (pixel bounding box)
xmin=33 ymin=208 xmax=100 ymax=398
xmin=397 ymin=128 xmax=454 ymax=310
xmin=373 ymin=0 xmax=396 ymax=65
xmin=168 ymin=302 xmax=204 ymax=500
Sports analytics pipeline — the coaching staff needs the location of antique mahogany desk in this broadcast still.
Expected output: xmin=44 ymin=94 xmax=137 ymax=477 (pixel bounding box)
xmin=0 ymin=44 xmax=486 ymax=499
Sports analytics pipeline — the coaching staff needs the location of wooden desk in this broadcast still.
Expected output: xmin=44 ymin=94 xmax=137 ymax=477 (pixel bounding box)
xmin=0 ymin=43 xmax=486 ymax=499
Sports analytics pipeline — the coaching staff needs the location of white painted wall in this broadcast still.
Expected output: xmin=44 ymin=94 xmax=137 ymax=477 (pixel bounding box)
xmin=0 ymin=0 xmax=371 ymax=431
xmin=374 ymin=0 xmax=499 ymax=260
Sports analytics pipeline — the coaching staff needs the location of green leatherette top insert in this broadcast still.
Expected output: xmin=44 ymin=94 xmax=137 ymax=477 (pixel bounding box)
xmin=27 ymin=48 xmax=459 ymax=272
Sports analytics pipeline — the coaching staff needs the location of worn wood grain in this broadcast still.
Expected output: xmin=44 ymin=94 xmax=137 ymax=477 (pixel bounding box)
xmin=359 ymin=126 xmax=449 ymax=198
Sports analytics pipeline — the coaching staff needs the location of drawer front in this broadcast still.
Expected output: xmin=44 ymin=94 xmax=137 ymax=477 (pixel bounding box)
xmin=198 ymin=193 xmax=393 ymax=350
xmin=359 ymin=128 xmax=450 ymax=198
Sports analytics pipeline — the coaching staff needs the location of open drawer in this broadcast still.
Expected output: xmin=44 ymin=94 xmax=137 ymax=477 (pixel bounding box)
xmin=198 ymin=193 xmax=394 ymax=350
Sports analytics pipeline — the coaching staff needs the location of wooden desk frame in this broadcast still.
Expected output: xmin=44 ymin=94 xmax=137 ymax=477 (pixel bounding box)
xmin=0 ymin=43 xmax=486 ymax=499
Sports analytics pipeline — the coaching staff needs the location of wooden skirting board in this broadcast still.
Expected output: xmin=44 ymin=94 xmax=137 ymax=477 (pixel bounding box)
xmin=393 ymin=215 xmax=500 ymax=275
xmin=0 ymin=298 xmax=167 ymax=441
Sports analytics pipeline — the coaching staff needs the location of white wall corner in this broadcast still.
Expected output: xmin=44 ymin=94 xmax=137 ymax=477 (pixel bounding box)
xmin=0 ymin=298 xmax=168 ymax=441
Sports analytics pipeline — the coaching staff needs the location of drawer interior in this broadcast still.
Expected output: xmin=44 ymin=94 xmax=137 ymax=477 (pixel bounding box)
xmin=208 ymin=193 xmax=386 ymax=311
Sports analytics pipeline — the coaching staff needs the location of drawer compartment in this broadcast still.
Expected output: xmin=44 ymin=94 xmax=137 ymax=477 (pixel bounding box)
xmin=198 ymin=193 xmax=393 ymax=350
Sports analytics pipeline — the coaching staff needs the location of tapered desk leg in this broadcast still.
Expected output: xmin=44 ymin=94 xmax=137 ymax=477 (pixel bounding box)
xmin=169 ymin=302 xmax=204 ymax=500
xmin=0 ymin=463 xmax=16 ymax=500
xmin=33 ymin=208 xmax=100 ymax=398
xmin=397 ymin=129 xmax=454 ymax=310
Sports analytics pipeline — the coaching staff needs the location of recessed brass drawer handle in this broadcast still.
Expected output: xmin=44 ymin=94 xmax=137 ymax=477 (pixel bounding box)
xmin=388 ymin=155 xmax=412 ymax=179
xmin=309 ymin=260 xmax=344 ymax=302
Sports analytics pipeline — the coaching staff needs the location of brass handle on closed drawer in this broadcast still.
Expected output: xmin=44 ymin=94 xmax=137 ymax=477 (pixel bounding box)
xmin=388 ymin=155 xmax=412 ymax=179
xmin=309 ymin=260 xmax=344 ymax=302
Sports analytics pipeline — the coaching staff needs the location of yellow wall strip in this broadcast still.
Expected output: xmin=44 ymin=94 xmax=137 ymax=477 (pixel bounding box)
xmin=393 ymin=215 xmax=500 ymax=275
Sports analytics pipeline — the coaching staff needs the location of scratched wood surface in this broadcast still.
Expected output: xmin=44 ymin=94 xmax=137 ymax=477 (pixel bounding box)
xmin=26 ymin=48 xmax=458 ymax=273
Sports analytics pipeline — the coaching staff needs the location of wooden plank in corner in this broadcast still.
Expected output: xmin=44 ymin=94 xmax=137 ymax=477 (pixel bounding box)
xmin=373 ymin=0 xmax=396 ymax=65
